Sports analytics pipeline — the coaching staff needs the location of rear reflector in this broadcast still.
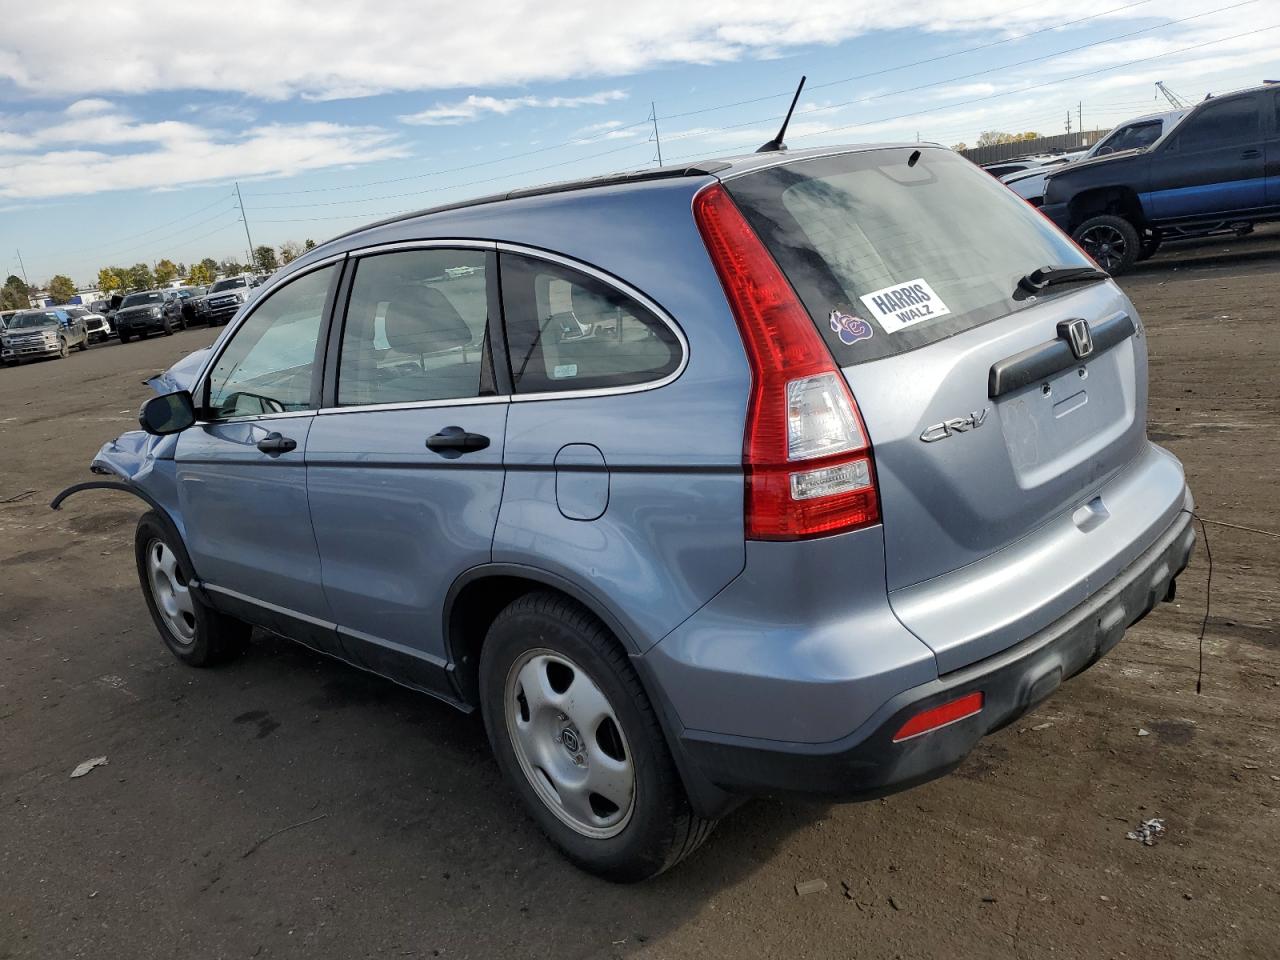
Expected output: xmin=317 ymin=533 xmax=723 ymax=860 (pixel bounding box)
xmin=892 ymin=692 xmax=984 ymax=743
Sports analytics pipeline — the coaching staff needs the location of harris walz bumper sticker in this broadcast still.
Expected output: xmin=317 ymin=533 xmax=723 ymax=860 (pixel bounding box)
xmin=858 ymin=278 xmax=951 ymax=333
xmin=829 ymin=309 xmax=874 ymax=345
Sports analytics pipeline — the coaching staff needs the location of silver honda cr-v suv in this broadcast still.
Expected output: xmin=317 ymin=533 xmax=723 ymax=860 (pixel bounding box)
xmin=59 ymin=144 xmax=1195 ymax=881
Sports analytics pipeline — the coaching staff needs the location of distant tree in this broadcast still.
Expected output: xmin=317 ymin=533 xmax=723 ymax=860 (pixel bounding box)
xmin=127 ymin=263 xmax=155 ymax=291
xmin=97 ymin=267 xmax=124 ymax=295
xmin=154 ymin=259 xmax=178 ymax=286
xmin=951 ymin=142 xmax=968 ymax=152
xmin=176 ymin=262 xmax=187 ymax=277
xmin=1 ymin=274 xmax=29 ymax=310
xmin=47 ymin=275 xmax=77 ymax=303
xmin=188 ymin=262 xmax=215 ymax=286
xmin=976 ymin=130 xmax=1041 ymax=147
xmin=220 ymin=258 xmax=244 ymax=276
xmin=199 ymin=257 xmax=220 ymax=277
xmin=278 ymin=240 xmax=302 ymax=265
xmin=303 ymin=238 xmax=316 ymax=251
xmin=253 ymin=245 xmax=278 ymax=274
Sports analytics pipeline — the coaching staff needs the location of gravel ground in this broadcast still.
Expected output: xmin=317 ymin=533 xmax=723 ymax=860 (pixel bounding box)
xmin=2 ymin=227 xmax=1277 ymax=959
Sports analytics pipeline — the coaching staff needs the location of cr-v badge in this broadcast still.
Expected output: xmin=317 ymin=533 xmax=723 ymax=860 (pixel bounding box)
xmin=920 ymin=407 xmax=989 ymax=443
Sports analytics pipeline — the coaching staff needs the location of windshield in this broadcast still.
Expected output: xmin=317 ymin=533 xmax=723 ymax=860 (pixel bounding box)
xmin=726 ymin=147 xmax=1091 ymax=364
xmin=211 ymin=278 xmax=247 ymax=292
xmin=1092 ymin=120 xmax=1163 ymax=155
xmin=10 ymin=311 xmax=60 ymax=329
xmin=121 ymin=292 xmax=164 ymax=308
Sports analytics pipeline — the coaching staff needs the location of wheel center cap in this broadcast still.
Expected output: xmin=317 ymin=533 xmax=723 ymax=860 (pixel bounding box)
xmin=559 ymin=726 xmax=582 ymax=754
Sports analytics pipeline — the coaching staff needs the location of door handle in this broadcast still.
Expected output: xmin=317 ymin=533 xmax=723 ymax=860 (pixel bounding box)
xmin=426 ymin=426 xmax=491 ymax=457
xmin=256 ymin=432 xmax=297 ymax=455
xmin=1241 ymin=148 xmax=1261 ymax=159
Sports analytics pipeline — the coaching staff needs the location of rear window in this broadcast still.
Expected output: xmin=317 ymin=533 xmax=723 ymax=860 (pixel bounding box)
xmin=725 ymin=147 xmax=1090 ymax=364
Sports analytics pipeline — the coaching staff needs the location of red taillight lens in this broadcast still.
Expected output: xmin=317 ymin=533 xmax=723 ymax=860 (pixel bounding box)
xmin=693 ymin=183 xmax=879 ymax=540
xmin=892 ymin=692 xmax=985 ymax=743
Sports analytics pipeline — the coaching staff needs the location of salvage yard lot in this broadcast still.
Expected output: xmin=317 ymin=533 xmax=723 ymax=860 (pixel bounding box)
xmin=2 ymin=228 xmax=1277 ymax=959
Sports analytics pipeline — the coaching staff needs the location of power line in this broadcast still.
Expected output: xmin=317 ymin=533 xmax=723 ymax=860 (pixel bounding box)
xmin=660 ymin=20 xmax=1276 ymax=162
xmin=240 ymin=0 xmax=1164 ymax=203
xmin=661 ymin=0 xmax=1161 ymax=121
xmin=659 ymin=0 xmax=1259 ymax=147
xmin=247 ymin=0 xmax=1252 ymax=223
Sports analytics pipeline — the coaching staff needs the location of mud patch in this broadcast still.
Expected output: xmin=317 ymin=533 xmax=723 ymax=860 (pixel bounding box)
xmin=6 ymin=546 xmax=65 ymax=565
xmin=233 ymin=709 xmax=280 ymax=739
xmin=1149 ymin=719 xmax=1196 ymax=745
xmin=68 ymin=510 xmax=139 ymax=535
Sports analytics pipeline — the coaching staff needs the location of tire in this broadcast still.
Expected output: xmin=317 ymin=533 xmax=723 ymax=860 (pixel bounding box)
xmin=134 ymin=512 xmax=250 ymax=667
xmin=57 ymin=338 xmax=69 ymax=359
xmin=1072 ymin=214 xmax=1140 ymax=275
xmin=1136 ymin=229 xmax=1163 ymax=263
xmin=162 ymin=317 xmax=174 ymax=336
xmin=76 ymin=336 xmax=88 ymax=351
xmin=119 ymin=331 xmax=131 ymax=344
xmin=479 ymin=591 xmax=715 ymax=882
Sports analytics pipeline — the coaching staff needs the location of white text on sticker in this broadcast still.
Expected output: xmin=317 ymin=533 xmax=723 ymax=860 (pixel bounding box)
xmin=858 ymin=278 xmax=952 ymax=333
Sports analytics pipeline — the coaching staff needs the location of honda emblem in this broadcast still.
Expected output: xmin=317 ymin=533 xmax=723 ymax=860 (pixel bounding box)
xmin=1059 ymin=319 xmax=1093 ymax=359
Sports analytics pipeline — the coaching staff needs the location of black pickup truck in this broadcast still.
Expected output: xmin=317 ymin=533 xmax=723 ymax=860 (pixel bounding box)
xmin=1041 ymin=83 xmax=1280 ymax=274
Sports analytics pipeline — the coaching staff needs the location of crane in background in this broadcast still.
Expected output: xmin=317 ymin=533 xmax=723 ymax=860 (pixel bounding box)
xmin=1155 ymin=81 xmax=1190 ymax=109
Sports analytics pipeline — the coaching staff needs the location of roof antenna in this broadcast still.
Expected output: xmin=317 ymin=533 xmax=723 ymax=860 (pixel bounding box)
xmin=756 ymin=76 xmax=806 ymax=153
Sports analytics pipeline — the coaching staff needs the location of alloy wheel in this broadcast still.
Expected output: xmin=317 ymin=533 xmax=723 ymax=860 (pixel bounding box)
xmin=1078 ymin=223 xmax=1129 ymax=271
xmin=145 ymin=539 xmax=196 ymax=645
xmin=505 ymin=649 xmax=635 ymax=839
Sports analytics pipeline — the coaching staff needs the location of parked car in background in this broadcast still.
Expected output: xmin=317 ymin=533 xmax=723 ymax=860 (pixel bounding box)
xmin=114 ymin=290 xmax=184 ymax=342
xmin=64 ymin=142 xmax=1196 ymax=881
xmin=1042 ymin=83 xmax=1280 ymax=272
xmin=1 ymin=307 xmax=89 ymax=363
xmin=0 ymin=309 xmax=16 ymax=333
xmin=1002 ymin=110 xmax=1188 ymax=206
xmin=164 ymin=286 xmax=207 ymax=328
xmin=981 ymin=153 xmax=1080 ymax=179
xmin=192 ymin=276 xmax=257 ymax=326
xmin=65 ymin=305 xmax=113 ymax=343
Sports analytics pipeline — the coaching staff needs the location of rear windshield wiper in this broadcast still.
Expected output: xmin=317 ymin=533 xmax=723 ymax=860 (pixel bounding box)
xmin=1014 ymin=265 xmax=1111 ymax=300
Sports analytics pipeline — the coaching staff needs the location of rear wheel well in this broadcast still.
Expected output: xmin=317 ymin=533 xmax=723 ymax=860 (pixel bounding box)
xmin=446 ymin=574 xmax=636 ymax=707
xmin=1068 ymin=186 xmax=1145 ymax=232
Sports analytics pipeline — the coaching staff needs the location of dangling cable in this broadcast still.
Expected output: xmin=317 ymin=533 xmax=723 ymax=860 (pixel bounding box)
xmin=1193 ymin=514 xmax=1213 ymax=695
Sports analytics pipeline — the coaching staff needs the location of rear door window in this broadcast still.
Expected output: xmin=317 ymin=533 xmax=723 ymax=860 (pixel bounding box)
xmin=336 ymin=248 xmax=494 ymax=406
xmin=725 ymin=147 xmax=1091 ymax=364
xmin=1174 ymin=95 xmax=1260 ymax=151
xmin=499 ymin=253 xmax=681 ymax=394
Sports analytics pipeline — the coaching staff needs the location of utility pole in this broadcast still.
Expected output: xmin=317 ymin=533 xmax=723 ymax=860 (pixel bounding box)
xmin=649 ymin=102 xmax=663 ymax=167
xmin=1065 ymin=110 xmax=1072 ymax=135
xmin=14 ymin=248 xmax=30 ymax=287
xmin=1078 ymin=101 xmax=1083 ymax=138
xmin=235 ymin=182 xmax=257 ymax=271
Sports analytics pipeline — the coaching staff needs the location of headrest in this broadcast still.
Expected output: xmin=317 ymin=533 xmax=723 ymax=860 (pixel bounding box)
xmin=382 ymin=285 xmax=472 ymax=355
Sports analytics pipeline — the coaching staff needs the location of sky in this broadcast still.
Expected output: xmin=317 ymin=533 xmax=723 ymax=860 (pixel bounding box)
xmin=1 ymin=0 xmax=1276 ymax=287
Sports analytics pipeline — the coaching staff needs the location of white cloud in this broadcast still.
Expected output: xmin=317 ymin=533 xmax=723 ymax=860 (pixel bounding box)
xmin=0 ymin=103 xmax=408 ymax=199
xmin=399 ymin=89 xmax=627 ymax=125
xmin=2 ymin=0 xmax=1263 ymax=101
xmin=64 ymin=98 xmax=116 ymax=116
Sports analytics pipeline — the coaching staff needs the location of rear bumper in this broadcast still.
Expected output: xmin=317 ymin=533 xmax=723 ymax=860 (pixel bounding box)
xmin=675 ymin=505 xmax=1194 ymax=800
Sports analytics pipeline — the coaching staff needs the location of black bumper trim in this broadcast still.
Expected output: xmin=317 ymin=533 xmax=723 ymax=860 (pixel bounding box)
xmin=678 ymin=507 xmax=1196 ymax=800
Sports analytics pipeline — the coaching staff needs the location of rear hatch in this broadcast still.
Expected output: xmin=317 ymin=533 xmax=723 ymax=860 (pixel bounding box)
xmin=725 ymin=146 xmax=1159 ymax=670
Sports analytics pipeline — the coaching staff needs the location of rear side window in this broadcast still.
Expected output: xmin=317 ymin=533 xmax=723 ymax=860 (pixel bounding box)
xmin=336 ymin=249 xmax=492 ymax=407
xmin=500 ymin=253 xmax=680 ymax=394
xmin=1175 ymin=95 xmax=1259 ymax=150
xmin=725 ymin=148 xmax=1090 ymax=364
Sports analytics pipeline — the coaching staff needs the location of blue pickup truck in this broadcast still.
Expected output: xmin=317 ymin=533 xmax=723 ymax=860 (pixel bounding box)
xmin=1041 ymin=82 xmax=1280 ymax=273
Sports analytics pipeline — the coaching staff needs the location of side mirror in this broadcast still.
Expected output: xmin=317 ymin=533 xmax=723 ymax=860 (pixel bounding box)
xmin=139 ymin=390 xmax=196 ymax=435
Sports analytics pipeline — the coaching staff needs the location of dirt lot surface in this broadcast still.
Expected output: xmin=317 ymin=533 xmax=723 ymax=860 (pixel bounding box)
xmin=2 ymin=229 xmax=1278 ymax=960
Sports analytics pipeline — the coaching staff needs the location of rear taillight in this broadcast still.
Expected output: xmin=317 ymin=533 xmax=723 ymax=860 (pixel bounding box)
xmin=692 ymin=184 xmax=880 ymax=541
